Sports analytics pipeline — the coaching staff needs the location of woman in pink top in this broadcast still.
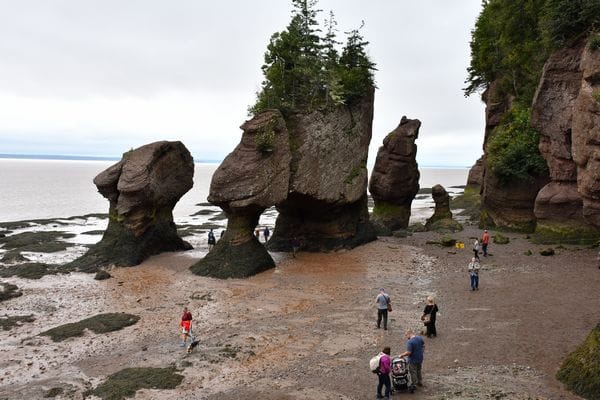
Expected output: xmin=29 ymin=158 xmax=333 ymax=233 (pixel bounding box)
xmin=376 ymin=346 xmax=392 ymax=399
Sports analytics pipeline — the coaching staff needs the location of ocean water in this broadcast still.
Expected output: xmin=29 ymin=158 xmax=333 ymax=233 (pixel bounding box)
xmin=0 ymin=158 xmax=468 ymax=233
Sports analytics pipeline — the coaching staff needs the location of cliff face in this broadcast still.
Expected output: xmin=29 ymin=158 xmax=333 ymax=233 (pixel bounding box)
xmin=369 ymin=116 xmax=420 ymax=232
xmin=268 ymin=87 xmax=377 ymax=251
xmin=572 ymin=40 xmax=600 ymax=229
xmin=531 ymin=39 xmax=600 ymax=241
xmin=68 ymin=141 xmax=194 ymax=272
xmin=479 ymin=81 xmax=548 ymax=232
xmin=190 ymin=110 xmax=290 ymax=278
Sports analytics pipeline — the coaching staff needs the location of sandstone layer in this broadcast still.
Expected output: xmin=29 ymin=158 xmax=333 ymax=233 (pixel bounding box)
xmin=190 ymin=111 xmax=291 ymax=278
xmin=531 ymin=38 xmax=600 ymax=242
xmin=479 ymin=80 xmax=548 ymax=232
xmin=369 ymin=116 xmax=420 ymax=233
xmin=67 ymin=141 xmax=194 ymax=272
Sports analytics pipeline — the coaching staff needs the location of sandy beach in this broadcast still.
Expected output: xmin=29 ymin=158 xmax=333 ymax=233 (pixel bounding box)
xmin=1 ymin=224 xmax=599 ymax=399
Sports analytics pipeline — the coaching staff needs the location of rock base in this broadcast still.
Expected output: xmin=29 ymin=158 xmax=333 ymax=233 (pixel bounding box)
xmin=190 ymin=239 xmax=275 ymax=279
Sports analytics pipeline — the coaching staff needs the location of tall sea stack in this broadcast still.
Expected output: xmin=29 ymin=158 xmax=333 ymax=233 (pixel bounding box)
xmin=267 ymin=87 xmax=377 ymax=252
xmin=67 ymin=141 xmax=194 ymax=272
xmin=190 ymin=111 xmax=291 ymax=278
xmin=369 ymin=116 xmax=420 ymax=232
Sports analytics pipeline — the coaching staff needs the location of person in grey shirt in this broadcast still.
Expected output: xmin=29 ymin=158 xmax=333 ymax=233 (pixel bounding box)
xmin=376 ymin=288 xmax=391 ymax=330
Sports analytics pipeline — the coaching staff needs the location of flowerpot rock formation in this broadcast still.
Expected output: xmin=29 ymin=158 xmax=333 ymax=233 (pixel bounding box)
xmin=66 ymin=141 xmax=194 ymax=272
xmin=190 ymin=110 xmax=290 ymax=278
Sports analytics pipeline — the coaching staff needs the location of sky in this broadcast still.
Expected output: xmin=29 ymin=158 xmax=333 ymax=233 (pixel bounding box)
xmin=0 ymin=0 xmax=485 ymax=167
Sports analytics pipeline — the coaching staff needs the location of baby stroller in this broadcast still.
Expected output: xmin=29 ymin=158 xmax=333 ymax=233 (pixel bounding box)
xmin=391 ymin=356 xmax=412 ymax=392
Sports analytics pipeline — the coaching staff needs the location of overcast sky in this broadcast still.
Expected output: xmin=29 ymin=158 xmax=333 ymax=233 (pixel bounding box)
xmin=0 ymin=0 xmax=484 ymax=167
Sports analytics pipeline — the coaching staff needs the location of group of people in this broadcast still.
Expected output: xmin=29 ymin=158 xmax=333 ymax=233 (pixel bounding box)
xmin=254 ymin=226 xmax=270 ymax=243
xmin=468 ymin=229 xmax=490 ymax=290
xmin=374 ymin=288 xmax=438 ymax=396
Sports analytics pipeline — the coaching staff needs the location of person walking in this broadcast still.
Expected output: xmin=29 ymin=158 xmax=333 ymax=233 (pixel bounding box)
xmin=291 ymin=237 xmax=300 ymax=258
xmin=255 ymin=229 xmax=261 ymax=241
xmin=472 ymin=238 xmax=480 ymax=260
xmin=263 ymin=226 xmax=270 ymax=243
xmin=376 ymin=288 xmax=391 ymax=330
xmin=207 ymin=229 xmax=216 ymax=251
xmin=468 ymin=257 xmax=480 ymax=290
xmin=375 ymin=346 xmax=392 ymax=399
xmin=179 ymin=306 xmax=193 ymax=347
xmin=422 ymin=296 xmax=439 ymax=338
xmin=399 ymin=329 xmax=425 ymax=392
xmin=481 ymin=229 xmax=490 ymax=257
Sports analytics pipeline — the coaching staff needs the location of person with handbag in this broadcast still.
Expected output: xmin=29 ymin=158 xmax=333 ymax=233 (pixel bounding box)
xmin=376 ymin=288 xmax=391 ymax=330
xmin=421 ymin=296 xmax=438 ymax=338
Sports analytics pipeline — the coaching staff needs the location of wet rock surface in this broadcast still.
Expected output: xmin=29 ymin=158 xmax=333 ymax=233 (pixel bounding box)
xmin=369 ymin=116 xmax=421 ymax=232
xmin=66 ymin=141 xmax=194 ymax=272
xmin=0 ymin=228 xmax=597 ymax=399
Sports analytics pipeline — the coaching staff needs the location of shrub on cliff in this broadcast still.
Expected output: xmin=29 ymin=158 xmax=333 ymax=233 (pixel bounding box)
xmin=485 ymin=105 xmax=548 ymax=186
xmin=250 ymin=0 xmax=376 ymax=116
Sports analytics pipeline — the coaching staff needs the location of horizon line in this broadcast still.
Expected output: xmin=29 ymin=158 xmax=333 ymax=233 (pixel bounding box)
xmin=0 ymin=153 xmax=470 ymax=169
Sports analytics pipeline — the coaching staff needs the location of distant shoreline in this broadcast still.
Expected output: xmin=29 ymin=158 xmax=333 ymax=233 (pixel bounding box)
xmin=0 ymin=154 xmax=469 ymax=169
xmin=0 ymin=154 xmax=221 ymax=164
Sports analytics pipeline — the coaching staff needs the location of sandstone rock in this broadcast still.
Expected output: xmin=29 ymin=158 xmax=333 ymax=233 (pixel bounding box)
xmin=572 ymin=38 xmax=600 ymax=228
xmin=268 ymin=87 xmax=377 ymax=252
xmin=369 ymin=116 xmax=420 ymax=232
xmin=190 ymin=110 xmax=291 ymax=278
xmin=426 ymin=185 xmax=462 ymax=232
xmin=67 ymin=141 xmax=194 ymax=272
xmin=481 ymin=172 xmax=547 ymax=232
xmin=467 ymin=156 xmax=484 ymax=187
xmin=531 ymin=38 xmax=600 ymax=241
xmin=479 ymin=79 xmax=547 ymax=232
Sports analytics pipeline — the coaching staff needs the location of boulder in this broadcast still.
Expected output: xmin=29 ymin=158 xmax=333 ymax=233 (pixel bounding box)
xmin=369 ymin=116 xmax=421 ymax=232
xmin=572 ymin=38 xmax=600 ymax=229
xmin=190 ymin=110 xmax=291 ymax=278
xmin=267 ymin=87 xmax=377 ymax=252
xmin=67 ymin=141 xmax=194 ymax=272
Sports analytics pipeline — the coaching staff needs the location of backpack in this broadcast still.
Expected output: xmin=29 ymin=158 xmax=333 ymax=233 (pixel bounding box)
xmin=369 ymin=352 xmax=383 ymax=373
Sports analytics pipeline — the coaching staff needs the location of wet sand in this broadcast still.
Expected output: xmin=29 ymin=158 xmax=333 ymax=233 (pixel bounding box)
xmin=1 ymin=225 xmax=599 ymax=399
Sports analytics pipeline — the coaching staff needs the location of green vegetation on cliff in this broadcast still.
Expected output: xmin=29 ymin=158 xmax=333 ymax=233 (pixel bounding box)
xmin=466 ymin=0 xmax=598 ymax=186
xmin=486 ymin=105 xmax=548 ymax=186
xmin=250 ymin=0 xmax=376 ymax=116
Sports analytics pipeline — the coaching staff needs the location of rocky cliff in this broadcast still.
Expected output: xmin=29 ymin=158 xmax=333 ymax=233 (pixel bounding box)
xmin=478 ymin=81 xmax=548 ymax=232
xmin=67 ymin=141 xmax=194 ymax=272
xmin=531 ymin=38 xmax=600 ymax=242
xmin=369 ymin=116 xmax=420 ymax=232
xmin=572 ymin=39 xmax=600 ymax=230
xmin=267 ymin=87 xmax=377 ymax=252
xmin=190 ymin=111 xmax=290 ymax=278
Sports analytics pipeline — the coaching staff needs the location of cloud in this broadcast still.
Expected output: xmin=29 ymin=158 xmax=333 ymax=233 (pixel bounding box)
xmin=0 ymin=0 xmax=485 ymax=167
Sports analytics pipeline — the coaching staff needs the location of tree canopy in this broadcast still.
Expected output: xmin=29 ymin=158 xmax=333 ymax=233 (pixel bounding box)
xmin=250 ymin=0 xmax=376 ymax=116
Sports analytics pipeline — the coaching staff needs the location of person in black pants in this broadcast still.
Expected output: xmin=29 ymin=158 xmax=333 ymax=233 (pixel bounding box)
xmin=422 ymin=296 xmax=439 ymax=338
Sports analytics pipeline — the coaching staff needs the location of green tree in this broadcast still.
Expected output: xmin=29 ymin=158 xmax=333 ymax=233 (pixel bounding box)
xmin=250 ymin=1 xmax=376 ymax=115
xmin=338 ymin=22 xmax=377 ymax=104
xmin=464 ymin=0 xmax=547 ymax=103
xmin=251 ymin=0 xmax=324 ymax=115
xmin=542 ymin=0 xmax=600 ymax=47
